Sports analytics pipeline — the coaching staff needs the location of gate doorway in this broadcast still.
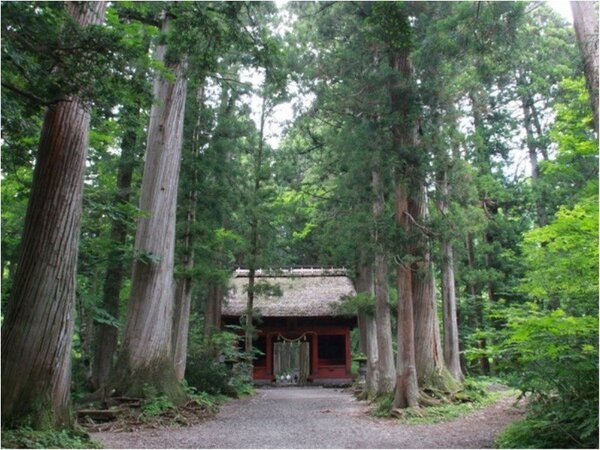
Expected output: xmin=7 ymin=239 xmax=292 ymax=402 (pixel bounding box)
xmin=273 ymin=339 xmax=310 ymax=385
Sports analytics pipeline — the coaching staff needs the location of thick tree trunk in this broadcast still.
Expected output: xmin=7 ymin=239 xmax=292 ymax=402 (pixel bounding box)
xmin=112 ymin=17 xmax=187 ymax=403
xmin=371 ymin=165 xmax=396 ymax=395
xmin=0 ymin=2 xmax=107 ymax=428
xmin=204 ymin=281 xmax=223 ymax=339
xmin=393 ymin=181 xmax=419 ymax=409
xmin=440 ymin=241 xmax=463 ymax=381
xmin=410 ymin=186 xmax=452 ymax=389
xmin=172 ymin=81 xmax=206 ymax=381
xmin=93 ymin=104 xmax=142 ymax=391
xmin=571 ymin=1 xmax=599 ymax=134
xmin=173 ymin=276 xmax=193 ymax=381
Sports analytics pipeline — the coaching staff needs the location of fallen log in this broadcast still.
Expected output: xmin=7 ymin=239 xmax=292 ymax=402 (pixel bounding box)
xmin=77 ymin=409 xmax=118 ymax=422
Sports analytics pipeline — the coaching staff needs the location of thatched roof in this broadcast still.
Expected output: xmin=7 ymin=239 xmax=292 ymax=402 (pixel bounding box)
xmin=222 ymin=268 xmax=356 ymax=317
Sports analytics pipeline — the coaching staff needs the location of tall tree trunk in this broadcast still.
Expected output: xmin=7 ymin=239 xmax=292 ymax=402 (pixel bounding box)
xmin=92 ymin=103 xmax=143 ymax=391
xmin=245 ymin=95 xmax=267 ymax=360
xmin=202 ymin=85 xmax=233 ymax=341
xmin=393 ymin=180 xmax=419 ymax=409
xmin=467 ymin=90 xmax=492 ymax=375
xmin=354 ymin=258 xmax=372 ymax=355
xmin=371 ymin=163 xmax=396 ymax=395
xmin=204 ymin=281 xmax=223 ymax=339
xmin=410 ymin=186 xmax=453 ymax=389
xmin=520 ymin=92 xmax=548 ymax=226
xmin=571 ymin=0 xmax=599 ymax=134
xmin=389 ymin=46 xmax=420 ymax=408
xmin=437 ymin=170 xmax=464 ymax=382
xmin=1 ymin=2 xmax=107 ymax=428
xmin=465 ymin=233 xmax=490 ymax=374
xmin=364 ymin=314 xmax=380 ymax=396
xmin=172 ymin=81 xmax=206 ymax=381
xmin=355 ymin=257 xmax=379 ymax=397
xmin=111 ymin=16 xmax=187 ymax=403
xmin=173 ymin=186 xmax=196 ymax=381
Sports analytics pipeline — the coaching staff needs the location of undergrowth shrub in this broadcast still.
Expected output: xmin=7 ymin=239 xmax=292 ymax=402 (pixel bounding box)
xmin=371 ymin=377 xmax=512 ymax=423
xmin=1 ymin=427 xmax=101 ymax=449
xmin=371 ymin=393 xmax=395 ymax=417
xmin=496 ymin=308 xmax=598 ymax=448
xmin=185 ymin=328 xmax=253 ymax=398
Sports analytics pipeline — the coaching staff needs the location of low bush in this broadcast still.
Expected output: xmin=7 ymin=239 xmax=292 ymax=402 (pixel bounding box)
xmin=185 ymin=329 xmax=253 ymax=398
xmin=495 ymin=308 xmax=598 ymax=448
xmin=1 ymin=427 xmax=101 ymax=449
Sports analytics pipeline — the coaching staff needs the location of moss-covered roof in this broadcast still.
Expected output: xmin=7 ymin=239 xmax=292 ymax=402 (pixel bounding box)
xmin=222 ymin=268 xmax=356 ymax=317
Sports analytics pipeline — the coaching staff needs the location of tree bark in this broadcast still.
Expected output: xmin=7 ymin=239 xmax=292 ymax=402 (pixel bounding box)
xmin=393 ymin=181 xmax=419 ymax=409
xmin=245 ymin=94 xmax=267 ymax=360
xmin=172 ymin=81 xmax=206 ymax=381
xmin=438 ymin=170 xmax=464 ymax=382
xmin=371 ymin=163 xmax=396 ymax=395
xmin=571 ymin=0 xmax=599 ymax=134
xmin=355 ymin=258 xmax=379 ymax=397
xmin=111 ymin=16 xmax=187 ymax=403
xmin=204 ymin=281 xmax=223 ymax=339
xmin=173 ymin=186 xmax=196 ymax=381
xmin=410 ymin=186 xmax=450 ymax=388
xmin=1 ymin=2 xmax=107 ymax=428
xmin=93 ymin=103 xmax=143 ymax=391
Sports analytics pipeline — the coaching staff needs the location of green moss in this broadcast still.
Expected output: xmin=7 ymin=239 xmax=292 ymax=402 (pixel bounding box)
xmin=1 ymin=426 xmax=101 ymax=449
xmin=371 ymin=377 xmax=516 ymax=423
xmin=110 ymin=353 xmax=186 ymax=405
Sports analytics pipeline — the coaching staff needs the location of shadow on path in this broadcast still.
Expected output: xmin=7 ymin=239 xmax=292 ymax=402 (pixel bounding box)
xmin=93 ymin=386 xmax=523 ymax=449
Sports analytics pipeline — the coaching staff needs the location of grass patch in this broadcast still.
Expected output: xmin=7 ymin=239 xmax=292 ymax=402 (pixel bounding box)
xmin=1 ymin=426 xmax=102 ymax=449
xmin=401 ymin=389 xmax=512 ymax=424
xmin=371 ymin=377 xmax=517 ymax=424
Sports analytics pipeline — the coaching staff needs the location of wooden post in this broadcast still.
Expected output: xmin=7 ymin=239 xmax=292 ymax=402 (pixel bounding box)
xmin=266 ymin=333 xmax=273 ymax=378
xmin=311 ymin=333 xmax=319 ymax=378
xmin=345 ymin=331 xmax=352 ymax=377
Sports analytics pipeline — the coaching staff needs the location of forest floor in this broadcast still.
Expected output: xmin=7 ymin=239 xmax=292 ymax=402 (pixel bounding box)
xmin=92 ymin=386 xmax=524 ymax=449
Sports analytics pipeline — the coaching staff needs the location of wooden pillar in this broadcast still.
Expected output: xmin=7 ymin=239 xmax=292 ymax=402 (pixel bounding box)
xmin=266 ymin=333 xmax=273 ymax=378
xmin=311 ymin=333 xmax=319 ymax=378
xmin=345 ymin=330 xmax=351 ymax=377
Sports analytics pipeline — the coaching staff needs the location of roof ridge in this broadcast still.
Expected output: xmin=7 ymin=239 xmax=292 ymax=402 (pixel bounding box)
xmin=233 ymin=267 xmax=348 ymax=278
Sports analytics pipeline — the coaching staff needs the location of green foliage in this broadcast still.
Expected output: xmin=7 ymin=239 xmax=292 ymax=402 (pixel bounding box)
xmin=185 ymin=356 xmax=232 ymax=397
xmin=140 ymin=391 xmax=176 ymax=418
xmin=185 ymin=330 xmax=251 ymax=398
xmin=371 ymin=393 xmax=395 ymax=418
xmin=496 ymin=309 xmax=598 ymax=448
xmin=0 ymin=427 xmax=101 ymax=449
xmin=372 ymin=377 xmax=514 ymax=422
xmin=335 ymin=292 xmax=376 ymax=316
xmin=520 ymin=197 xmax=598 ymax=315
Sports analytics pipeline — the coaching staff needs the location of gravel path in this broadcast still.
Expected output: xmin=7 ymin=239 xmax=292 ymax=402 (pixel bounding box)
xmin=93 ymin=387 xmax=524 ymax=449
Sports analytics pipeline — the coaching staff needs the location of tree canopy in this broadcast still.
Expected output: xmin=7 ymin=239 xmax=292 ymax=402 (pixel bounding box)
xmin=1 ymin=2 xmax=597 ymax=448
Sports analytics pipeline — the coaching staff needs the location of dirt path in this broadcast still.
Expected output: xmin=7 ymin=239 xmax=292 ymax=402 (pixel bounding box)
xmin=92 ymin=387 xmax=524 ymax=449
